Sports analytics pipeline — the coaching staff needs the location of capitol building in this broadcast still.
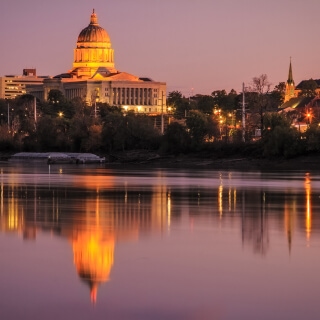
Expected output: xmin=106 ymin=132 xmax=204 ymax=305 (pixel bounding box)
xmin=29 ymin=10 xmax=166 ymax=114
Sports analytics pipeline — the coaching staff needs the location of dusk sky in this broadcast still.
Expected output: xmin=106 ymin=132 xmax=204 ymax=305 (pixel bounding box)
xmin=1 ymin=0 xmax=320 ymax=96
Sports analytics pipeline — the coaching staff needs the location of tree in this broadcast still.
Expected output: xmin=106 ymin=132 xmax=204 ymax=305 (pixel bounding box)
xmin=69 ymin=119 xmax=88 ymax=152
xmin=194 ymin=95 xmax=214 ymax=114
xmin=261 ymin=112 xmax=303 ymax=158
xmin=167 ymin=91 xmax=183 ymax=106
xmin=247 ymin=74 xmax=272 ymax=135
xmin=251 ymin=74 xmax=271 ymax=94
xmin=269 ymin=82 xmax=286 ymax=109
xmin=167 ymin=91 xmax=190 ymax=119
xmin=212 ymin=89 xmax=238 ymax=111
xmin=162 ymin=122 xmax=190 ymax=154
xmin=263 ymin=112 xmax=291 ymax=133
xmin=0 ymin=99 xmax=8 ymax=125
xmin=125 ymin=114 xmax=161 ymax=150
xmin=305 ymin=123 xmax=320 ymax=152
xmin=206 ymin=115 xmax=220 ymax=141
xmin=48 ymin=89 xmax=66 ymax=104
xmin=46 ymin=90 xmax=75 ymax=119
xmin=83 ymin=124 xmax=103 ymax=152
xmin=186 ymin=110 xmax=208 ymax=145
xmin=36 ymin=116 xmax=58 ymax=151
xmin=0 ymin=124 xmax=14 ymax=151
xmin=102 ymin=112 xmax=127 ymax=152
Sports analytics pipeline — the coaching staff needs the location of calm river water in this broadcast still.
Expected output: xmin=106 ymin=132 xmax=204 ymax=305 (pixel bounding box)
xmin=1 ymin=163 xmax=320 ymax=320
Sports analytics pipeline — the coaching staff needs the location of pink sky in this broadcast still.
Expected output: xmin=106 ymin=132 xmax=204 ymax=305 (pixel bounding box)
xmin=1 ymin=0 xmax=320 ymax=96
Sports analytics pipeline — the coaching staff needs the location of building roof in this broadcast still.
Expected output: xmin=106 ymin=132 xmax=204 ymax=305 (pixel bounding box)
xmin=280 ymin=96 xmax=312 ymax=111
xmin=77 ymin=9 xmax=111 ymax=47
xmin=295 ymin=79 xmax=320 ymax=89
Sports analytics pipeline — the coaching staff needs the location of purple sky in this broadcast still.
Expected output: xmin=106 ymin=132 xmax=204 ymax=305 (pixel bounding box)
xmin=1 ymin=0 xmax=320 ymax=96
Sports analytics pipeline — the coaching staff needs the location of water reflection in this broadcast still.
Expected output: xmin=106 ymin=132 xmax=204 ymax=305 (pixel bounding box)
xmin=1 ymin=166 xmax=320 ymax=307
xmin=305 ymin=173 xmax=312 ymax=241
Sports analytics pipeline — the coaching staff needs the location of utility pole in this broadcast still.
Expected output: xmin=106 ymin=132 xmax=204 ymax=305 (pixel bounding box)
xmin=242 ymin=82 xmax=246 ymax=142
xmin=7 ymin=103 xmax=9 ymax=132
xmin=34 ymin=96 xmax=37 ymax=124
xmin=161 ymin=91 xmax=164 ymax=134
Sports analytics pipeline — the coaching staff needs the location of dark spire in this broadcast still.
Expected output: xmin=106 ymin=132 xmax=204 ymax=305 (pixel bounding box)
xmin=287 ymin=57 xmax=294 ymax=85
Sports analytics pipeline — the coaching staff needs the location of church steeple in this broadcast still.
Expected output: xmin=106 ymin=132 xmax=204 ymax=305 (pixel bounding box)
xmin=284 ymin=57 xmax=296 ymax=102
xmin=287 ymin=57 xmax=294 ymax=85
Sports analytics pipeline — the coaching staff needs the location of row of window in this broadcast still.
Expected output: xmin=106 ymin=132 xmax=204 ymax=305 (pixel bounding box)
xmin=124 ymin=107 xmax=160 ymax=113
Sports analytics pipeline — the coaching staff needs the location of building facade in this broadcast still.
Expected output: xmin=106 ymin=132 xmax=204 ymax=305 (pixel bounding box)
xmin=28 ymin=10 xmax=166 ymax=114
xmin=0 ymin=69 xmax=47 ymax=99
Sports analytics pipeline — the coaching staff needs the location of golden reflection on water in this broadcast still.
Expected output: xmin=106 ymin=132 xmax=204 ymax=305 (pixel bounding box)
xmin=0 ymin=175 xmax=172 ymax=302
xmin=218 ymin=185 xmax=223 ymax=218
xmin=1 ymin=169 xmax=3 ymax=219
xmin=167 ymin=192 xmax=171 ymax=230
xmin=1 ymin=170 xmax=320 ymax=303
xmin=72 ymin=227 xmax=115 ymax=304
xmin=284 ymin=198 xmax=296 ymax=254
xmin=305 ymin=173 xmax=312 ymax=241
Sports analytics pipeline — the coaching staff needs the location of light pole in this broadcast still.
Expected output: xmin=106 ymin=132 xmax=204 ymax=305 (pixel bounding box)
xmin=161 ymin=91 xmax=164 ymax=134
xmin=242 ymin=82 xmax=246 ymax=142
xmin=92 ymin=89 xmax=99 ymax=119
xmin=7 ymin=103 xmax=10 ymax=132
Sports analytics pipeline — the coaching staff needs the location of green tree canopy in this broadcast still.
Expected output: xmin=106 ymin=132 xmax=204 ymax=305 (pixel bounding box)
xmin=191 ymin=95 xmax=214 ymax=114
xmin=162 ymin=122 xmax=190 ymax=154
xmin=211 ymin=89 xmax=238 ymax=111
xmin=186 ymin=110 xmax=208 ymax=144
xmin=167 ymin=91 xmax=191 ymax=119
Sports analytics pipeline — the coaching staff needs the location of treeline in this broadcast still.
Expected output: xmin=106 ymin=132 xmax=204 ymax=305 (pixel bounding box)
xmin=0 ymin=76 xmax=320 ymax=160
xmin=0 ymin=91 xmax=161 ymax=154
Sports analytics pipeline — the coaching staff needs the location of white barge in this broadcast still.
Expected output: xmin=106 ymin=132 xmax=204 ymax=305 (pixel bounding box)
xmin=9 ymin=152 xmax=105 ymax=164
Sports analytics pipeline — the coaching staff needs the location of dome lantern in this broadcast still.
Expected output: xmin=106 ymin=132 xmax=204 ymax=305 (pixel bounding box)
xmin=90 ymin=9 xmax=98 ymax=25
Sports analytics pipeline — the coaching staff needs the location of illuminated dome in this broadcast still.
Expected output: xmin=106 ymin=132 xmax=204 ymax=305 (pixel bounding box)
xmin=72 ymin=9 xmax=116 ymax=78
xmin=77 ymin=10 xmax=111 ymax=48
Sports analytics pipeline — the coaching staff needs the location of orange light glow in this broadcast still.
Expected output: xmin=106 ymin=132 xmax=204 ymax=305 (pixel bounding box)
xmin=305 ymin=173 xmax=311 ymax=241
xmin=218 ymin=183 xmax=223 ymax=218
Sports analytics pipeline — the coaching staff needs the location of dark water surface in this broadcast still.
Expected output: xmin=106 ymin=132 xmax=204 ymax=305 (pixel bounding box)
xmin=1 ymin=163 xmax=320 ymax=320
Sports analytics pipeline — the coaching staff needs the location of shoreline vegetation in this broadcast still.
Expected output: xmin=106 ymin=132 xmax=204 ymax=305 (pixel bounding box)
xmin=1 ymin=150 xmax=320 ymax=171
xmin=107 ymin=151 xmax=320 ymax=171
xmin=2 ymin=87 xmax=320 ymax=170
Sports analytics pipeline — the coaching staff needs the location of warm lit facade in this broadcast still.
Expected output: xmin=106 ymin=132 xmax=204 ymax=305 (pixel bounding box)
xmin=28 ymin=10 xmax=166 ymax=114
xmin=0 ymin=69 xmax=47 ymax=99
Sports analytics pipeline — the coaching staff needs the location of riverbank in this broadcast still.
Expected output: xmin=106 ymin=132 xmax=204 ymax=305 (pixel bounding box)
xmin=1 ymin=151 xmax=319 ymax=171
xmin=106 ymin=151 xmax=320 ymax=171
